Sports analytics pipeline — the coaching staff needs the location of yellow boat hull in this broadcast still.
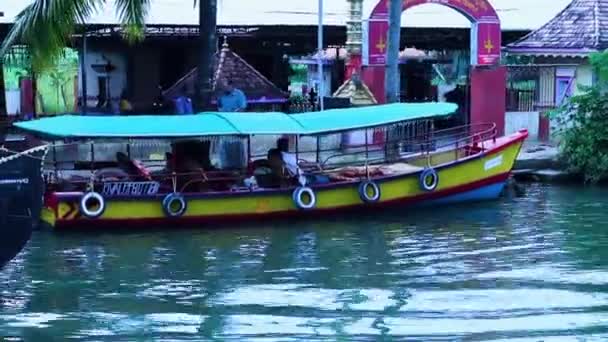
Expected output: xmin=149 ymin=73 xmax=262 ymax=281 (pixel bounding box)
xmin=41 ymin=131 xmax=527 ymax=229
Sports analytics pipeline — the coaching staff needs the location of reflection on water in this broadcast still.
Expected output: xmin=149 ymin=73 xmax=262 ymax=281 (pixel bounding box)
xmin=2 ymin=184 xmax=608 ymax=340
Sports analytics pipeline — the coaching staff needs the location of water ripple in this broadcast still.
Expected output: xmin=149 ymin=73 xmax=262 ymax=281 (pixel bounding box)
xmin=1 ymin=184 xmax=608 ymax=340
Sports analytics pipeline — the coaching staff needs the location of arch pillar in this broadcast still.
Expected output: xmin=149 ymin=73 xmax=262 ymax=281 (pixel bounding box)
xmin=361 ymin=0 xmax=505 ymax=135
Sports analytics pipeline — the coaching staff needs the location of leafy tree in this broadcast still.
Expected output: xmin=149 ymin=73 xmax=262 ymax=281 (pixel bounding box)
xmin=0 ymin=0 xmax=217 ymax=109
xmin=550 ymin=50 xmax=608 ymax=183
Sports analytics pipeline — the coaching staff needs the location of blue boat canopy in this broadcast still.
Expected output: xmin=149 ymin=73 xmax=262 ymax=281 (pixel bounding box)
xmin=13 ymin=102 xmax=457 ymax=139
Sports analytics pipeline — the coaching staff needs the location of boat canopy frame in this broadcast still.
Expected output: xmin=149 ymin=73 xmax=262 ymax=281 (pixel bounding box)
xmin=39 ymin=122 xmax=498 ymax=195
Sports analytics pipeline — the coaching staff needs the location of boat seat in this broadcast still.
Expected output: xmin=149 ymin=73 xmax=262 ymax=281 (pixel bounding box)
xmin=379 ymin=163 xmax=424 ymax=175
xmin=328 ymin=162 xmax=423 ymax=180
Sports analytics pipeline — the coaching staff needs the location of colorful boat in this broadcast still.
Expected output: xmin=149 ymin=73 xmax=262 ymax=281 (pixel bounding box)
xmin=13 ymin=103 xmax=528 ymax=229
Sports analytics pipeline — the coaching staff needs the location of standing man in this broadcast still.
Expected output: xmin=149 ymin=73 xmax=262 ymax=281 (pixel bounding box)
xmin=217 ymin=80 xmax=247 ymax=112
xmin=215 ymin=80 xmax=248 ymax=169
xmin=175 ymin=85 xmax=194 ymax=115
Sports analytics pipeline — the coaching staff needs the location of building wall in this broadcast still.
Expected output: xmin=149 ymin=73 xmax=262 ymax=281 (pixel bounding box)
xmin=79 ymin=47 xmax=128 ymax=112
xmin=4 ymin=90 xmax=20 ymax=115
xmin=79 ymin=43 xmax=183 ymax=110
xmin=575 ymin=63 xmax=593 ymax=93
xmin=505 ymin=61 xmax=595 ymax=142
xmin=538 ymin=67 xmax=555 ymax=106
xmin=505 ymin=111 xmax=539 ymax=140
xmin=132 ymin=47 xmax=161 ymax=105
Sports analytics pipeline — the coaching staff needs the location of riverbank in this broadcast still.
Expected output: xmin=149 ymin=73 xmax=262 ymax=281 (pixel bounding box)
xmin=513 ymin=140 xmax=574 ymax=183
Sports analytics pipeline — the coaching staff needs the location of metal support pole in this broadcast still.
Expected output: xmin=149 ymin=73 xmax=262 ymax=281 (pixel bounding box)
xmin=316 ymin=135 xmax=321 ymax=164
xmin=317 ymin=0 xmax=325 ymax=111
xmin=383 ymin=128 xmax=388 ymax=162
xmin=90 ymin=142 xmax=95 ymax=182
xmin=295 ymin=135 xmax=302 ymax=184
xmin=295 ymin=135 xmax=299 ymax=164
xmin=80 ymin=31 xmax=88 ymax=115
xmin=365 ymin=128 xmax=369 ymax=178
xmin=52 ymin=142 xmax=58 ymax=177
xmin=246 ymin=135 xmax=251 ymax=164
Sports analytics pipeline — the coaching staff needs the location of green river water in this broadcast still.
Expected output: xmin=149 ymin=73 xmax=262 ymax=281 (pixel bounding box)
xmin=1 ymin=184 xmax=608 ymax=341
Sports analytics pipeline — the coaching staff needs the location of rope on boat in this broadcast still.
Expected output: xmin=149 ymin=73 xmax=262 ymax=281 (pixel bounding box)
xmin=0 ymin=145 xmax=49 ymax=164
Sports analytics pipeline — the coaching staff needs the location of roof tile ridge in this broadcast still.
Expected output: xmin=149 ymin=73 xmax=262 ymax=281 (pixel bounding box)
xmin=228 ymin=49 xmax=288 ymax=96
xmin=507 ymin=0 xmax=580 ymax=48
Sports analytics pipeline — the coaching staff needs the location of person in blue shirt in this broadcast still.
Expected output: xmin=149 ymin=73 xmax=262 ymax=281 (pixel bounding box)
xmin=215 ymin=80 xmax=248 ymax=170
xmin=217 ymin=80 xmax=247 ymax=112
xmin=174 ymin=85 xmax=194 ymax=115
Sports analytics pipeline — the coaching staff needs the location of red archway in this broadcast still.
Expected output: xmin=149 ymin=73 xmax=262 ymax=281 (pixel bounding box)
xmin=361 ymin=0 xmax=505 ymax=135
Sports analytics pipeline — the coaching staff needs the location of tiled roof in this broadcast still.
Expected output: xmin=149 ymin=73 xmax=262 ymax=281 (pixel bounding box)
xmin=163 ymin=39 xmax=288 ymax=103
xmin=507 ymin=0 xmax=608 ymax=55
xmin=1 ymin=0 xmax=571 ymax=31
xmin=333 ymin=74 xmax=377 ymax=106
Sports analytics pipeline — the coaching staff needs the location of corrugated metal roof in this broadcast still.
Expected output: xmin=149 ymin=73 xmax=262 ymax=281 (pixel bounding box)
xmin=507 ymin=0 xmax=608 ymax=54
xmin=1 ymin=0 xmax=571 ymax=31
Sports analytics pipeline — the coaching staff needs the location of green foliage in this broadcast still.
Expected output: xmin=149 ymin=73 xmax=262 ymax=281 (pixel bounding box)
xmin=2 ymin=47 xmax=78 ymax=113
xmin=503 ymin=53 xmax=536 ymax=65
xmin=431 ymin=50 xmax=469 ymax=86
xmin=2 ymin=46 xmax=32 ymax=90
xmin=0 ymin=0 xmax=148 ymax=72
xmin=288 ymin=94 xmax=307 ymax=104
xmin=288 ymin=64 xmax=307 ymax=84
xmin=550 ymin=50 xmax=608 ymax=183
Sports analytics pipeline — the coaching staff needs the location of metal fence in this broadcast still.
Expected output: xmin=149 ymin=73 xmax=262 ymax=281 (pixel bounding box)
xmin=505 ymin=64 xmax=579 ymax=112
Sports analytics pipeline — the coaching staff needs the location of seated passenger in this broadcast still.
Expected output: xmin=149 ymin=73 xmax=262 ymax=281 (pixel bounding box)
xmin=276 ymin=138 xmax=300 ymax=177
xmin=172 ymin=140 xmax=215 ymax=172
xmin=265 ymin=148 xmax=289 ymax=188
xmin=275 ymin=138 xmax=328 ymax=186
xmin=116 ymin=152 xmax=152 ymax=181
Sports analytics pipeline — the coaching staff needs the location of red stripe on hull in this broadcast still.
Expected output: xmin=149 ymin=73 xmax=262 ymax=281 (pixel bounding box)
xmin=52 ymin=172 xmax=511 ymax=230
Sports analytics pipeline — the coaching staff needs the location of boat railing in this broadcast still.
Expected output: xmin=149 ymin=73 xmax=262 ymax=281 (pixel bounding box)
xmin=45 ymin=169 xmax=246 ymax=194
xmin=43 ymin=122 xmax=498 ymax=193
xmin=314 ymin=123 xmax=497 ymax=170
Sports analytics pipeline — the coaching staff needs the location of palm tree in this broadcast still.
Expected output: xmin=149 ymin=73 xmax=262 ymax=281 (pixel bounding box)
xmin=0 ymin=58 xmax=5 ymax=115
xmin=0 ymin=0 xmax=217 ymax=110
xmin=198 ymin=0 xmax=217 ymax=110
xmin=384 ymin=0 xmax=402 ymax=160
xmin=385 ymin=0 xmax=401 ymax=103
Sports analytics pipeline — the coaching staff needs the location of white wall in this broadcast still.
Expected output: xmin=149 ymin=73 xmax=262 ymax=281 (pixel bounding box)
xmin=505 ymin=111 xmax=539 ymax=140
xmin=4 ymin=90 xmax=21 ymax=116
xmin=78 ymin=48 xmax=127 ymax=111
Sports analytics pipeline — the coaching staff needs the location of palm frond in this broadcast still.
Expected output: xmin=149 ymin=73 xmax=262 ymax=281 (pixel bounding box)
xmin=1 ymin=0 xmax=150 ymax=72
xmin=0 ymin=0 xmax=100 ymax=72
xmin=115 ymin=0 xmax=150 ymax=43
